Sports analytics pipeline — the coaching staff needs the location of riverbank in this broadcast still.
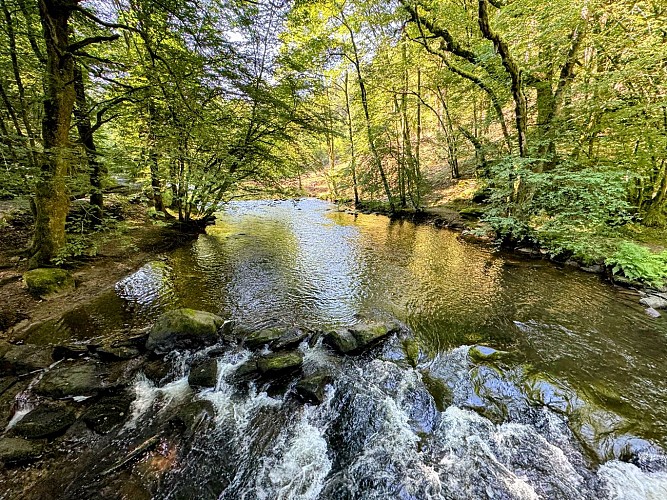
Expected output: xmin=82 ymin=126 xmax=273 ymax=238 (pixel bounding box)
xmin=0 ymin=195 xmax=200 ymax=337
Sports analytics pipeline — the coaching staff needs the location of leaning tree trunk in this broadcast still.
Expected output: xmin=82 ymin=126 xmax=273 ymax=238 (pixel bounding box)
xmin=30 ymin=0 xmax=78 ymax=268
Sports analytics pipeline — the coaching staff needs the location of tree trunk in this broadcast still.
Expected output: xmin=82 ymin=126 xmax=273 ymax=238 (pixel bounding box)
xmin=344 ymin=71 xmax=360 ymax=205
xmin=73 ymin=65 xmax=105 ymax=224
xmin=30 ymin=0 xmax=78 ymax=268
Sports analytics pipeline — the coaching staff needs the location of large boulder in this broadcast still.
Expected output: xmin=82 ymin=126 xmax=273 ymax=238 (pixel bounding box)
xmin=146 ymin=309 xmax=224 ymax=353
xmin=13 ymin=404 xmax=76 ymax=439
xmin=188 ymin=358 xmax=218 ymax=388
xmin=0 ymin=437 xmax=44 ymax=464
xmin=23 ymin=268 xmax=74 ymax=298
xmin=325 ymin=322 xmax=399 ymax=354
xmin=257 ymin=351 xmax=304 ymax=374
xmin=34 ymin=362 xmax=108 ymax=398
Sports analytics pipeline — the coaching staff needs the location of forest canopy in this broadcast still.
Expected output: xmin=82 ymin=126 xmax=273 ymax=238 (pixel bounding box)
xmin=0 ymin=0 xmax=665 ymax=283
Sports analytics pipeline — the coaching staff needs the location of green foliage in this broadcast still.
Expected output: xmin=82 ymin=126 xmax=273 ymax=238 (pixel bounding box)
xmin=605 ymin=242 xmax=667 ymax=288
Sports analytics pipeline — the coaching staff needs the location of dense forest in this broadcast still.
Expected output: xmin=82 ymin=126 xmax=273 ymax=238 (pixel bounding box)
xmin=1 ymin=0 xmax=666 ymax=284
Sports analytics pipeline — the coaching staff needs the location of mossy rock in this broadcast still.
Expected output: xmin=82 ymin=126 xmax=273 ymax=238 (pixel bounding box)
xmin=257 ymin=351 xmax=304 ymax=374
xmin=402 ymin=339 xmax=420 ymax=367
xmin=23 ymin=268 xmax=74 ymax=298
xmin=170 ymin=400 xmax=215 ymax=432
xmin=420 ymin=371 xmax=453 ymax=412
xmin=325 ymin=321 xmax=399 ymax=354
xmin=13 ymin=404 xmax=76 ymax=439
xmin=146 ymin=309 xmax=224 ymax=353
xmin=0 ymin=437 xmax=44 ymax=464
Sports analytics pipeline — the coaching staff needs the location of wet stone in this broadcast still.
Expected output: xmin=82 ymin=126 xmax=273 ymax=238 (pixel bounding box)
xmin=96 ymin=345 xmax=141 ymax=361
xmin=0 ymin=376 xmax=17 ymax=396
xmin=295 ymin=373 xmax=331 ymax=405
xmin=170 ymin=400 xmax=215 ymax=432
xmin=273 ymin=328 xmax=310 ymax=350
xmin=244 ymin=328 xmax=285 ymax=350
xmin=469 ymin=345 xmax=510 ymax=363
xmin=52 ymin=344 xmax=88 ymax=361
xmin=142 ymin=359 xmax=171 ymax=384
xmin=146 ymin=308 xmax=224 ymax=353
xmin=0 ymin=437 xmax=44 ymax=464
xmin=325 ymin=322 xmax=399 ymax=354
xmin=2 ymin=344 xmax=53 ymax=374
xmin=257 ymin=351 xmax=304 ymax=374
xmin=13 ymin=404 xmax=76 ymax=439
xmin=188 ymin=358 xmax=218 ymax=388
xmin=82 ymin=395 xmax=134 ymax=434
xmin=35 ymin=361 xmax=107 ymax=398
xmin=640 ymin=295 xmax=667 ymax=310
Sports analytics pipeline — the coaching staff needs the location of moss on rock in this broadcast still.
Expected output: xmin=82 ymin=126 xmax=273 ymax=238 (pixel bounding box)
xmin=23 ymin=268 xmax=74 ymax=298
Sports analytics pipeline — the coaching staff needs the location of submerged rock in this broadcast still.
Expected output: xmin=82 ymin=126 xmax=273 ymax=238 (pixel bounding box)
xmin=640 ymin=295 xmax=667 ymax=310
xmin=295 ymin=373 xmax=331 ymax=405
xmin=325 ymin=322 xmax=399 ymax=354
xmin=469 ymin=345 xmax=510 ymax=363
xmin=146 ymin=309 xmax=224 ymax=353
xmin=257 ymin=351 xmax=304 ymax=374
xmin=82 ymin=395 xmax=134 ymax=434
xmin=0 ymin=437 xmax=44 ymax=464
xmin=23 ymin=268 xmax=74 ymax=298
xmin=13 ymin=404 xmax=76 ymax=439
xmin=35 ymin=361 xmax=108 ymax=398
xmin=645 ymin=307 xmax=661 ymax=318
xmin=188 ymin=358 xmax=218 ymax=388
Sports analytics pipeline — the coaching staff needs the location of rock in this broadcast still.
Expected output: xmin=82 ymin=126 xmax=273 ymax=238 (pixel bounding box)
xmin=0 ymin=437 xmax=44 ymax=464
xmin=188 ymin=358 xmax=218 ymax=388
xmin=142 ymin=359 xmax=171 ymax=384
xmin=420 ymin=371 xmax=452 ymax=412
xmin=52 ymin=345 xmax=88 ymax=361
xmin=13 ymin=404 xmax=76 ymax=439
xmin=581 ymin=264 xmax=603 ymax=274
xmin=469 ymin=345 xmax=510 ymax=363
xmin=170 ymin=400 xmax=215 ymax=432
xmin=35 ymin=362 xmax=107 ymax=398
xmin=82 ymin=395 xmax=133 ymax=434
xmin=295 ymin=374 xmax=331 ymax=404
xmin=256 ymin=351 xmax=304 ymax=374
xmin=2 ymin=344 xmax=53 ymax=374
xmin=146 ymin=309 xmax=224 ymax=353
xmin=645 ymin=307 xmax=661 ymax=318
xmin=564 ymin=260 xmax=580 ymax=268
xmin=23 ymin=268 xmax=74 ymax=298
xmin=0 ymin=376 xmax=17 ymax=396
xmin=324 ymin=322 xmax=398 ymax=354
xmin=0 ymin=341 xmax=10 ymax=358
xmin=111 ymin=333 xmax=149 ymax=351
xmin=95 ymin=345 xmax=141 ymax=361
xmin=273 ymin=328 xmax=310 ymax=350
xmin=639 ymin=295 xmax=667 ymax=310
xmin=458 ymin=207 xmax=485 ymax=219
xmin=244 ymin=327 xmax=285 ymax=350
xmin=233 ymin=359 xmax=258 ymax=382
xmin=324 ymin=329 xmax=358 ymax=354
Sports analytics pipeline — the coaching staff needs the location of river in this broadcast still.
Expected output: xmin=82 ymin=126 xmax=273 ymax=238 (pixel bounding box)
xmin=16 ymin=199 xmax=667 ymax=499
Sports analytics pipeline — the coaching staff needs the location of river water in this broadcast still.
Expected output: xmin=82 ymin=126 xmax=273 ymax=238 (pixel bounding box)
xmin=22 ymin=199 xmax=667 ymax=499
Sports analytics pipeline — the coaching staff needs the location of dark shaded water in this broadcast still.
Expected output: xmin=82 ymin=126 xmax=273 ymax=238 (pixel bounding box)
xmin=20 ymin=199 xmax=667 ymax=498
